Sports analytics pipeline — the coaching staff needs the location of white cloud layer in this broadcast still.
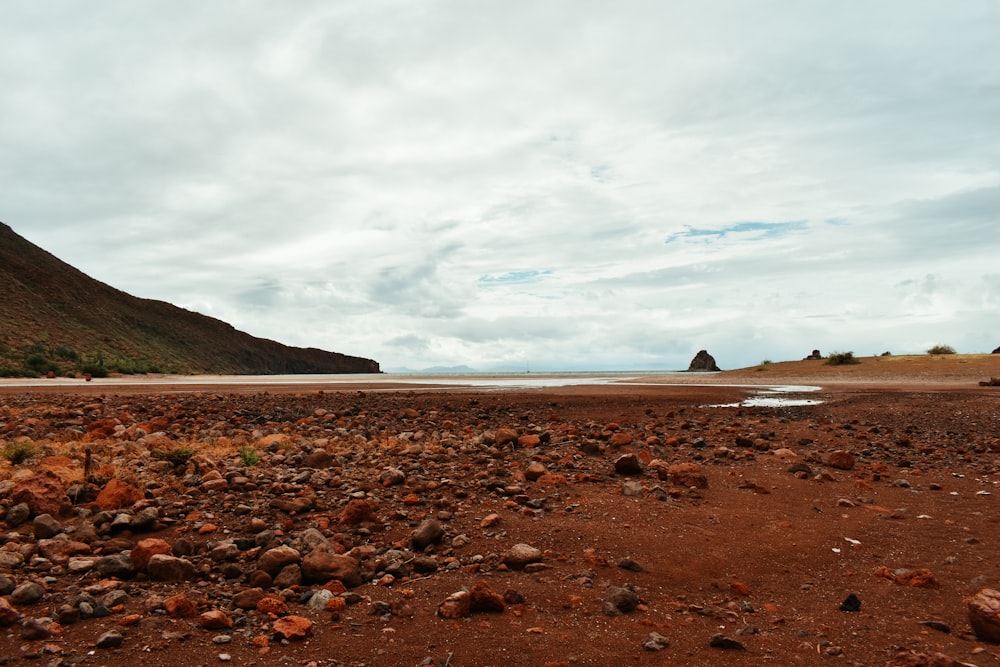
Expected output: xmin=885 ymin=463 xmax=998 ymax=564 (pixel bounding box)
xmin=3 ymin=1 xmax=999 ymax=370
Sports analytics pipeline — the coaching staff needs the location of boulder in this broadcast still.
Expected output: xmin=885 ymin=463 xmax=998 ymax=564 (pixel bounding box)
xmin=11 ymin=470 xmax=71 ymax=517
xmin=130 ymin=538 xmax=172 ymax=572
xmin=966 ymin=588 xmax=1000 ymax=643
xmin=146 ymin=554 xmax=197 ymax=582
xmin=95 ymin=479 xmax=143 ymax=511
xmin=687 ymin=350 xmax=721 ymax=372
xmin=301 ymin=551 xmax=362 ymax=587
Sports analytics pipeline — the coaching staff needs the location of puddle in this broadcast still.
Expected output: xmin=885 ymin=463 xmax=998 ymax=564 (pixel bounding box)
xmin=708 ymin=385 xmax=823 ymax=408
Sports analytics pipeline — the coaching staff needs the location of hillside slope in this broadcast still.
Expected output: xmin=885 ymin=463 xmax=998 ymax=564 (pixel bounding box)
xmin=0 ymin=222 xmax=379 ymax=376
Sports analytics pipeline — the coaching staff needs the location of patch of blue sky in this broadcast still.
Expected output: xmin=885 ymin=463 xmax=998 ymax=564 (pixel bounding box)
xmin=665 ymin=220 xmax=807 ymax=244
xmin=478 ymin=269 xmax=553 ymax=287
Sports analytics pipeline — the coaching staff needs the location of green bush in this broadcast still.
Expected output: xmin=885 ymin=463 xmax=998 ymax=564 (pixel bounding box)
xmin=927 ymin=344 xmax=956 ymax=355
xmin=239 ymin=445 xmax=261 ymax=466
xmin=153 ymin=447 xmax=196 ymax=466
xmin=0 ymin=366 xmax=34 ymax=378
xmin=2 ymin=441 xmax=37 ymax=465
xmin=826 ymin=351 xmax=860 ymax=366
xmin=80 ymin=364 xmax=109 ymax=378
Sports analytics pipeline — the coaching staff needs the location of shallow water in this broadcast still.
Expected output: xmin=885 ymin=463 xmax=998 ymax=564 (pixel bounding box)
xmin=0 ymin=372 xmax=824 ymax=406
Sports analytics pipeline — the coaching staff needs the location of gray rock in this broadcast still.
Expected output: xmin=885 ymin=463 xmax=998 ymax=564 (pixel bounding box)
xmin=32 ymin=513 xmax=62 ymax=539
xmin=306 ymin=589 xmax=334 ymax=611
xmin=5 ymin=503 xmax=30 ymax=528
xmin=503 ymin=543 xmax=543 ymax=570
xmin=209 ymin=541 xmax=240 ymax=562
xmin=411 ymin=519 xmax=445 ymax=551
xmin=10 ymin=582 xmax=46 ymax=605
xmin=102 ymin=590 xmax=130 ymax=608
xmin=146 ymin=554 xmax=197 ymax=582
xmin=621 ymin=481 xmax=644 ymax=497
xmin=94 ymin=553 xmax=136 ymax=579
xmin=95 ymin=629 xmax=124 ymax=648
xmin=130 ymin=506 xmax=160 ymax=531
xmin=643 ymin=632 xmax=670 ymax=651
xmin=602 ymin=585 xmax=640 ymax=615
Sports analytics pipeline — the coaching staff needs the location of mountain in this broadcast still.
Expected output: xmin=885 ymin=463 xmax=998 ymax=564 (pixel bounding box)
xmin=0 ymin=222 xmax=380 ymax=376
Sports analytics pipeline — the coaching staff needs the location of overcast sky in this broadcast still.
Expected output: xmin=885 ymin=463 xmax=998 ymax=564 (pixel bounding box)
xmin=2 ymin=1 xmax=998 ymax=371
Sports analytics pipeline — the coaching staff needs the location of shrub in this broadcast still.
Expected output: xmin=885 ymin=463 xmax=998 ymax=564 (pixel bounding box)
xmin=239 ymin=445 xmax=261 ymax=467
xmin=927 ymin=344 xmax=956 ymax=355
xmin=826 ymin=351 xmax=860 ymax=366
xmin=153 ymin=447 xmax=196 ymax=467
xmin=2 ymin=441 xmax=37 ymax=465
xmin=80 ymin=364 xmax=109 ymax=378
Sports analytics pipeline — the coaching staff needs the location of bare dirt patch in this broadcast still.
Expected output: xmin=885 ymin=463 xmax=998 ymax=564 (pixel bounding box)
xmin=1 ymin=356 xmax=999 ymax=666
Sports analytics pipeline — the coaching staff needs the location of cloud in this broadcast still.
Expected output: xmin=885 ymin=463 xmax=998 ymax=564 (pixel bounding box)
xmin=3 ymin=1 xmax=999 ymax=371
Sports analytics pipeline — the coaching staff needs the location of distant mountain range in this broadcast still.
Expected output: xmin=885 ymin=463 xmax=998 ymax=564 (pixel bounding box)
xmin=0 ymin=222 xmax=379 ymax=377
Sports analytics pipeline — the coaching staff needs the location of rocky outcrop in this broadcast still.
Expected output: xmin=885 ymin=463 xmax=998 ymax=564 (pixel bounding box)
xmin=687 ymin=350 xmax=721 ymax=372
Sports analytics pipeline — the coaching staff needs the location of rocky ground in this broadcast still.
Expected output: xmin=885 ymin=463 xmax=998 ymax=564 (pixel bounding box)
xmin=1 ymin=356 xmax=1000 ymax=666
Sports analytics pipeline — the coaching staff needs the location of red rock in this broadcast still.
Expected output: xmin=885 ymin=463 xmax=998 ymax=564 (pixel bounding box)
xmin=232 ymin=588 xmax=266 ymax=610
xmin=666 ymin=462 xmax=708 ymax=489
xmin=437 ymin=591 xmax=471 ymax=619
xmin=518 ymin=434 xmax=541 ymax=448
xmin=609 ymin=432 xmax=633 ymax=447
xmin=0 ymin=598 xmax=21 ymax=626
xmin=95 ymin=478 xmax=142 ymax=511
xmin=258 ymin=545 xmax=301 ymax=576
xmin=966 ymin=588 xmax=1000 ymax=643
xmin=524 ymin=462 xmax=547 ymax=481
xmin=469 ymin=581 xmax=505 ymax=613
xmin=11 ymin=470 xmax=71 ymax=517
xmin=825 ymin=450 xmax=856 ymax=470
xmin=875 ymin=567 xmax=938 ymax=588
xmin=130 ymin=538 xmax=171 ymax=572
xmin=480 ymin=513 xmax=502 ymax=528
xmin=536 ymin=473 xmax=568 ymax=486
xmin=494 ymin=428 xmax=518 ymax=447
xmin=256 ymin=596 xmax=289 ymax=615
xmin=200 ymin=479 xmax=228 ymax=492
xmin=198 ymin=609 xmax=233 ymax=630
xmin=339 ymin=499 xmax=378 ymax=525
xmin=163 ymin=593 xmax=199 ymax=618
xmin=273 ymin=615 xmax=312 ymax=640
xmin=887 ymin=651 xmax=969 ymax=666
xmin=301 ymin=550 xmax=362 ymax=587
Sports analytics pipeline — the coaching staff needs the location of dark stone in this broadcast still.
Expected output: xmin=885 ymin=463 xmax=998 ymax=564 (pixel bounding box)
xmin=618 ymin=558 xmax=646 ymax=572
xmin=687 ymin=350 xmax=721 ymax=372
xmin=602 ymin=585 xmax=640 ymax=615
xmin=709 ymin=634 xmax=746 ymax=650
xmin=95 ymin=630 xmax=124 ymax=648
xmin=94 ymin=553 xmax=136 ymax=579
xmin=411 ymin=519 xmax=445 ymax=551
xmin=839 ymin=593 xmax=861 ymax=612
